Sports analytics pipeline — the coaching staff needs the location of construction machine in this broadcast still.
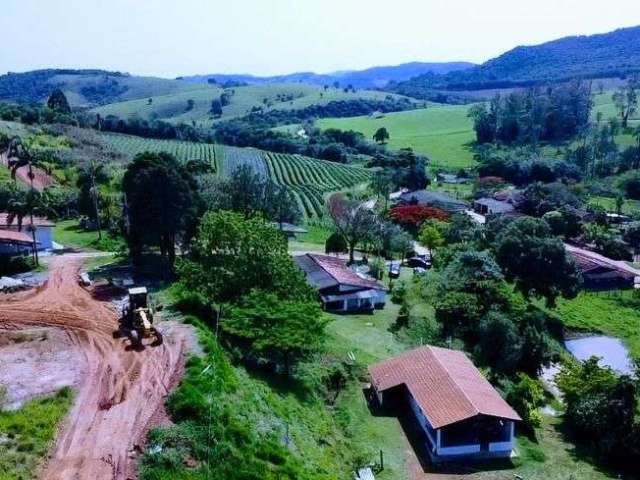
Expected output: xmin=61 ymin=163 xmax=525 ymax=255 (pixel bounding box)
xmin=114 ymin=287 xmax=163 ymax=349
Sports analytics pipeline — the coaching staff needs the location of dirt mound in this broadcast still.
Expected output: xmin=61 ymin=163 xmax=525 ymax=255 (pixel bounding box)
xmin=0 ymin=257 xmax=193 ymax=480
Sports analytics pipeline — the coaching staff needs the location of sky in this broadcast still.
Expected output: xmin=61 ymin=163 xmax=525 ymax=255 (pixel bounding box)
xmin=1 ymin=0 xmax=639 ymax=78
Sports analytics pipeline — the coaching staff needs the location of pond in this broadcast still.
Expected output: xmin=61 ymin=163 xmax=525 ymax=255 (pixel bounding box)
xmin=565 ymin=336 xmax=635 ymax=375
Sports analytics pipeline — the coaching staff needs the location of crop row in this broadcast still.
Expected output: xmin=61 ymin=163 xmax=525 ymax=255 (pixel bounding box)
xmin=102 ymin=133 xmax=220 ymax=173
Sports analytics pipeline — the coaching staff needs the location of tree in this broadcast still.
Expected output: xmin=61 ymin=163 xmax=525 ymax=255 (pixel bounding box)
xmin=122 ymin=152 xmax=199 ymax=270
xmin=505 ymin=374 xmax=545 ymax=429
xmin=327 ymin=194 xmax=377 ymax=264
xmin=373 ymin=127 xmax=390 ymax=144
xmin=325 ymin=232 xmax=347 ymax=255
xmin=623 ymin=222 xmax=640 ymax=252
xmin=418 ymin=220 xmax=445 ymax=259
xmin=177 ymin=210 xmax=313 ymax=303
xmin=370 ymin=170 xmax=392 ymax=209
xmin=494 ymin=217 xmax=581 ymax=306
xmin=6 ymin=189 xmax=51 ymax=265
xmin=210 ymin=98 xmax=223 ymax=116
xmin=612 ymin=78 xmax=638 ymax=129
xmin=46 ymin=88 xmax=71 ymax=114
xmin=224 ymin=290 xmax=329 ymax=374
xmin=389 ymin=205 xmax=448 ymax=234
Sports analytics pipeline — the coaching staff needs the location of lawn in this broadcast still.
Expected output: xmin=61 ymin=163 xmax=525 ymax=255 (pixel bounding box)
xmin=0 ymin=388 xmax=73 ymax=480
xmin=317 ymin=104 xmax=477 ymax=171
xmin=588 ymin=195 xmax=640 ymax=215
xmin=53 ymin=219 xmax=124 ymax=252
xmin=552 ymin=290 xmax=640 ymax=360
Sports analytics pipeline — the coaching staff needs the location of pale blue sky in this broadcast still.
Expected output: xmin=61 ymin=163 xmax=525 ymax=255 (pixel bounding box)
xmin=1 ymin=0 xmax=639 ymax=78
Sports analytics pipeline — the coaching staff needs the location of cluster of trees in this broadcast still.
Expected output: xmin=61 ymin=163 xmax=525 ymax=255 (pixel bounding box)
xmin=556 ymin=358 xmax=640 ymax=474
xmin=97 ymin=114 xmax=202 ymax=142
xmin=0 ymin=100 xmax=77 ymax=126
xmin=469 ymin=82 xmax=593 ymax=144
xmin=368 ymin=148 xmax=430 ymax=191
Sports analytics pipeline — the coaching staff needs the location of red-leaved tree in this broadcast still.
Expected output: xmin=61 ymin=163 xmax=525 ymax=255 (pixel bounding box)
xmin=389 ymin=205 xmax=449 ymax=234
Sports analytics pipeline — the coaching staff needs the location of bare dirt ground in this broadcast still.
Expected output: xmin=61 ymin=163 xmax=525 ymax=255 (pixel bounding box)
xmin=0 ymin=256 xmax=195 ymax=480
xmin=0 ymin=153 xmax=56 ymax=191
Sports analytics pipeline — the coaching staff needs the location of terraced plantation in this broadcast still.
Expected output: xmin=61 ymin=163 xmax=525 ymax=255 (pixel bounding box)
xmin=101 ymin=132 xmax=371 ymax=218
xmin=101 ymin=132 xmax=222 ymax=173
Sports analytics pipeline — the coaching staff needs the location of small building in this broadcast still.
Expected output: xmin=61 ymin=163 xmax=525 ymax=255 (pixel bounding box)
xmin=0 ymin=229 xmax=38 ymax=255
xmin=566 ymin=244 xmax=640 ymax=290
xmin=294 ymin=253 xmax=386 ymax=313
xmin=0 ymin=214 xmax=54 ymax=251
xmin=397 ymin=190 xmax=468 ymax=214
xmin=271 ymin=222 xmax=308 ymax=239
xmin=436 ymin=173 xmax=468 ymax=184
xmin=369 ymin=346 xmax=521 ymax=462
xmin=473 ymin=198 xmax=515 ymax=216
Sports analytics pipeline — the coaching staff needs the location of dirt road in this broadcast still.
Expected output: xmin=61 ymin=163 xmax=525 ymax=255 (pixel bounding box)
xmin=0 ymin=257 xmax=191 ymax=480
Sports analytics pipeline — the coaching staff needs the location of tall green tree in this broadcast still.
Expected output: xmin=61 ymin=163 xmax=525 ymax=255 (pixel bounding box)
xmin=612 ymin=78 xmax=639 ymax=129
xmin=373 ymin=127 xmax=390 ymax=144
xmin=327 ymin=194 xmax=377 ymax=264
xmin=178 ymin=210 xmax=313 ymax=303
xmin=46 ymin=88 xmax=71 ymax=114
xmin=122 ymin=152 xmax=199 ymax=269
xmin=225 ymin=290 xmax=329 ymax=374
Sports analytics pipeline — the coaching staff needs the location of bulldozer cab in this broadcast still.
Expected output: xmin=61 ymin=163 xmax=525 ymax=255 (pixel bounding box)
xmin=128 ymin=287 xmax=149 ymax=310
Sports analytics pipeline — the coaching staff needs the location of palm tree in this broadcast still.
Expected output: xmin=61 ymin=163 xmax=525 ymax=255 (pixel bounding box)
xmin=6 ymin=185 xmax=51 ymax=266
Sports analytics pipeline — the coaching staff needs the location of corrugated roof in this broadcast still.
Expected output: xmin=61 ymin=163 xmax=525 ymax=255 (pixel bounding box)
xmin=0 ymin=213 xmax=54 ymax=227
xmin=566 ymin=244 xmax=639 ymax=278
xmin=474 ymin=198 xmax=515 ymax=214
xmin=398 ymin=190 xmax=468 ymax=212
xmin=0 ymin=229 xmax=36 ymax=245
xmin=369 ymin=346 xmax=521 ymax=429
xmin=301 ymin=254 xmax=384 ymax=290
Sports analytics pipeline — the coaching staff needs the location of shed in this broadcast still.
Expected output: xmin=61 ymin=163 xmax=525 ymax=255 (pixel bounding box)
xmin=473 ymin=198 xmax=515 ymax=216
xmin=369 ymin=346 xmax=520 ymax=462
xmin=566 ymin=244 xmax=640 ymax=290
xmin=397 ymin=190 xmax=468 ymax=213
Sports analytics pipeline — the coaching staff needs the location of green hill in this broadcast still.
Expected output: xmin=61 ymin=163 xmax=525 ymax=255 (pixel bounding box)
xmin=92 ymin=83 xmax=414 ymax=127
xmin=317 ymin=104 xmax=476 ymax=170
xmin=387 ymin=26 xmax=640 ymax=97
xmin=0 ymin=69 xmax=205 ymax=107
xmin=99 ymin=132 xmax=371 ymax=217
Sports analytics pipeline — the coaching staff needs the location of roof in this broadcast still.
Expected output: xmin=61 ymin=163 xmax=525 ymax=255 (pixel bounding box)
xmin=0 ymin=213 xmax=54 ymax=228
xmin=397 ymin=190 xmax=468 ymax=212
xmin=0 ymin=229 xmax=35 ymax=245
xmin=271 ymin=222 xmax=308 ymax=234
xmin=566 ymin=244 xmax=640 ymax=279
xmin=295 ymin=254 xmax=384 ymax=291
xmin=128 ymin=287 xmax=148 ymax=295
xmin=474 ymin=198 xmax=515 ymax=214
xmin=369 ymin=346 xmax=521 ymax=429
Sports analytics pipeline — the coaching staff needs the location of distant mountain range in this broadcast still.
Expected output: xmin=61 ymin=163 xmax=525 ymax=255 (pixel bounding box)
xmin=387 ymin=25 xmax=640 ymax=98
xmin=179 ymin=61 xmax=475 ymax=89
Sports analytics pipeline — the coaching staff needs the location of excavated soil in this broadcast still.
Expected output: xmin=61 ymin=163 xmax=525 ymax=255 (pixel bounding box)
xmin=0 ymin=257 xmax=194 ymax=480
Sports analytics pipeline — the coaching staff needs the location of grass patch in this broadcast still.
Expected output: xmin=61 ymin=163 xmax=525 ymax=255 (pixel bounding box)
xmin=317 ymin=104 xmax=477 ymax=170
xmin=552 ymin=290 xmax=640 ymax=360
xmin=588 ymin=195 xmax=640 ymax=215
xmin=0 ymin=388 xmax=73 ymax=480
xmin=53 ymin=220 xmax=125 ymax=252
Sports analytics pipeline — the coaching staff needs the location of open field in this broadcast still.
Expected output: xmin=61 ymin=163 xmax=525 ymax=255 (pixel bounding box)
xmin=100 ymin=132 xmax=371 ymax=218
xmin=552 ymin=290 xmax=640 ymax=360
xmin=317 ymin=104 xmax=476 ymax=170
xmin=0 ymin=388 xmax=74 ymax=480
xmin=92 ymin=83 xmax=413 ymax=127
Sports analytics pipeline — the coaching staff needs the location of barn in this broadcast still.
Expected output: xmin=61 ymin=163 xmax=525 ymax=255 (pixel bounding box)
xmin=566 ymin=244 xmax=640 ymax=290
xmin=369 ymin=346 xmax=521 ymax=462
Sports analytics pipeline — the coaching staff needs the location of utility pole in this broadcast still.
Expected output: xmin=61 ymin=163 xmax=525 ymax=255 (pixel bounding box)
xmin=89 ymin=159 xmax=102 ymax=240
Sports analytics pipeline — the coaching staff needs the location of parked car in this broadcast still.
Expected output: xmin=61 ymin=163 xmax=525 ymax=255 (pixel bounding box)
xmin=406 ymin=256 xmax=430 ymax=269
xmin=389 ymin=261 xmax=401 ymax=279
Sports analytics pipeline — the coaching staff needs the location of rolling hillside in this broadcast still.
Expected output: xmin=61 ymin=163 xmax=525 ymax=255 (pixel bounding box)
xmin=0 ymin=69 xmax=203 ymax=107
xmin=92 ymin=83 xmax=414 ymax=126
xmin=99 ymin=132 xmax=371 ymax=217
xmin=318 ymin=104 xmax=476 ymax=170
xmin=386 ymin=25 xmax=640 ymax=97
xmin=182 ymin=61 xmax=475 ymax=89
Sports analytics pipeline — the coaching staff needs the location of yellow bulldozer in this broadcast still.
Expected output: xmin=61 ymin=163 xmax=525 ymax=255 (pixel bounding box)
xmin=114 ymin=287 xmax=163 ymax=349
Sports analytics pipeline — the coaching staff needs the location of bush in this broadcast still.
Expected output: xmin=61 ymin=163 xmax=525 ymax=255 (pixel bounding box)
xmin=505 ymin=373 xmax=545 ymax=429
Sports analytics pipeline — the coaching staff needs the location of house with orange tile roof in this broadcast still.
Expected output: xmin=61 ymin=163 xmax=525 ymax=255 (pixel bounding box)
xmin=369 ymin=346 xmax=521 ymax=462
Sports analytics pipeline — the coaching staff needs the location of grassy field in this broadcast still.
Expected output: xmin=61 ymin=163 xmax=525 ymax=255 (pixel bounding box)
xmin=92 ymin=83 xmax=411 ymax=127
xmin=552 ymin=290 xmax=640 ymax=360
xmin=53 ymin=220 xmax=125 ymax=252
xmin=588 ymin=195 xmax=640 ymax=214
xmin=0 ymin=388 xmax=73 ymax=480
xmin=317 ymin=104 xmax=476 ymax=170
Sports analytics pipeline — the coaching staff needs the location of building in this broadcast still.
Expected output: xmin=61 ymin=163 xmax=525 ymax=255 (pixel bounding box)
xmin=294 ymin=253 xmax=386 ymax=313
xmin=0 ymin=229 xmax=38 ymax=255
xmin=397 ymin=190 xmax=468 ymax=214
xmin=566 ymin=244 xmax=640 ymax=290
xmin=369 ymin=346 xmax=521 ymax=462
xmin=0 ymin=214 xmax=54 ymax=251
xmin=472 ymin=198 xmax=515 ymax=216
xmin=436 ymin=173 xmax=468 ymax=184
